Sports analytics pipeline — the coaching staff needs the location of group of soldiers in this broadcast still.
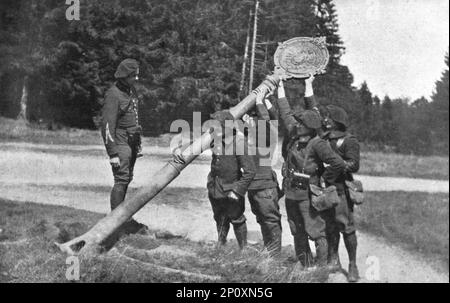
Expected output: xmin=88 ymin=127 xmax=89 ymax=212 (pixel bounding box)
xmin=101 ymin=59 xmax=361 ymax=282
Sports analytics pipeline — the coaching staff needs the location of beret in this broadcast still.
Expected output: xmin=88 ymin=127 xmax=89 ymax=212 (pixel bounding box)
xmin=114 ymin=58 xmax=139 ymax=79
xmin=326 ymin=105 xmax=349 ymax=128
xmin=298 ymin=110 xmax=322 ymax=129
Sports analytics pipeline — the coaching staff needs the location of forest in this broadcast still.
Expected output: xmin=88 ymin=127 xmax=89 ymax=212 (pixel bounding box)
xmin=0 ymin=0 xmax=448 ymax=155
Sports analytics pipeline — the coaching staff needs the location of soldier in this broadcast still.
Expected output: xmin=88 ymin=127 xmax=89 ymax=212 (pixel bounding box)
xmin=276 ymin=76 xmax=321 ymax=266
xmin=280 ymin=76 xmax=321 ymax=160
xmin=321 ymin=105 xmax=361 ymax=282
xmin=242 ymin=92 xmax=283 ymax=257
xmin=207 ymin=126 xmax=256 ymax=249
xmin=274 ymin=79 xmax=346 ymax=267
xmin=100 ymin=58 xmax=145 ymax=230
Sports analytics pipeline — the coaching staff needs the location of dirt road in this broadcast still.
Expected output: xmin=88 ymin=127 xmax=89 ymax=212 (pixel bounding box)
xmin=1 ymin=145 xmax=448 ymax=192
xmin=0 ymin=143 xmax=448 ymax=283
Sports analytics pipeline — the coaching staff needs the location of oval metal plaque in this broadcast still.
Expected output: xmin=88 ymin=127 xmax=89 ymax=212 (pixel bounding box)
xmin=274 ymin=37 xmax=329 ymax=78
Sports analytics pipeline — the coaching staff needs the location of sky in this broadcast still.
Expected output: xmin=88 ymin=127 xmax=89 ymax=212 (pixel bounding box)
xmin=334 ymin=0 xmax=449 ymax=100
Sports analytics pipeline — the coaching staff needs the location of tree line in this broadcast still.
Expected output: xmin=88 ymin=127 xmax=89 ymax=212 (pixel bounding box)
xmin=0 ymin=0 xmax=448 ymax=155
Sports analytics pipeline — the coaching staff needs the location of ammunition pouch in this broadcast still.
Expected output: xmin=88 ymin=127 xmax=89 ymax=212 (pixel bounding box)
xmin=290 ymin=171 xmax=310 ymax=191
xmin=310 ymin=184 xmax=340 ymax=211
xmin=345 ymin=180 xmax=364 ymax=205
xmin=125 ymin=126 xmax=142 ymax=149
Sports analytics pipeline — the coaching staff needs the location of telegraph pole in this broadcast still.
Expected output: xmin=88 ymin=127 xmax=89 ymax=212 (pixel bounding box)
xmin=248 ymin=0 xmax=259 ymax=94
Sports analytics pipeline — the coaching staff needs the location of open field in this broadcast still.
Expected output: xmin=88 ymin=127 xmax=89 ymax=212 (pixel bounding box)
xmin=0 ymin=199 xmax=328 ymax=283
xmin=358 ymin=152 xmax=449 ymax=180
xmin=356 ymin=191 xmax=449 ymax=270
xmin=1 ymin=117 xmax=448 ymax=180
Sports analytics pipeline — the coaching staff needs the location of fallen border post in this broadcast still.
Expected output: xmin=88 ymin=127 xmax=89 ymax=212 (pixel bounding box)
xmin=55 ymin=37 xmax=329 ymax=256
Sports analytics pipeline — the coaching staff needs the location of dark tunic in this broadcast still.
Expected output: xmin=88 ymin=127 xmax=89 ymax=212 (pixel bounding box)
xmin=322 ymin=130 xmax=360 ymax=193
xmin=207 ymin=134 xmax=256 ymax=199
xmin=276 ymin=96 xmax=346 ymax=200
xmin=101 ymin=81 xmax=140 ymax=158
xmin=322 ymin=131 xmax=360 ymax=234
xmin=100 ymin=81 xmax=140 ymax=185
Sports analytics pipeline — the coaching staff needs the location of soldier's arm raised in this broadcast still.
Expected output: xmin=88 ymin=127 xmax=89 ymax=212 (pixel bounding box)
xmin=275 ymin=80 xmax=298 ymax=136
xmin=304 ymin=74 xmax=320 ymax=114
xmin=233 ymin=138 xmax=257 ymax=197
xmin=255 ymin=90 xmax=271 ymax=121
xmin=256 ymin=98 xmax=279 ymax=148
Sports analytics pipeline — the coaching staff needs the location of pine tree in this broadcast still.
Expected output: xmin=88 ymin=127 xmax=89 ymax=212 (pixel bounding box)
xmin=357 ymin=82 xmax=373 ymax=143
xmin=309 ymin=0 xmax=360 ymax=134
xmin=430 ymin=51 xmax=449 ymax=154
xmin=381 ymin=95 xmax=399 ymax=149
xmin=371 ymin=96 xmax=383 ymax=144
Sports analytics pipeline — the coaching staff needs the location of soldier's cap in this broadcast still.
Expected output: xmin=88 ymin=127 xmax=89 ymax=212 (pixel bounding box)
xmin=114 ymin=58 xmax=139 ymax=79
xmin=297 ymin=110 xmax=322 ymax=129
xmin=326 ymin=105 xmax=349 ymax=128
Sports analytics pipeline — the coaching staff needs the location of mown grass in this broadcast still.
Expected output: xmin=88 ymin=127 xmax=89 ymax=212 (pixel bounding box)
xmin=1 ymin=117 xmax=448 ymax=180
xmin=0 ymin=199 xmax=326 ymax=283
xmin=0 ymin=117 xmax=172 ymax=147
xmin=358 ymin=152 xmax=448 ymax=180
xmin=356 ymin=191 xmax=449 ymax=270
xmin=0 ymin=117 xmax=103 ymax=146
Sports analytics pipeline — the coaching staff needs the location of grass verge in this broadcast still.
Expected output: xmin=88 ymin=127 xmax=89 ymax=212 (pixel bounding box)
xmin=357 ymin=152 xmax=448 ymax=180
xmin=1 ymin=117 xmax=448 ymax=180
xmin=0 ymin=117 xmax=172 ymax=147
xmin=0 ymin=199 xmax=325 ymax=283
xmin=356 ymin=191 xmax=449 ymax=270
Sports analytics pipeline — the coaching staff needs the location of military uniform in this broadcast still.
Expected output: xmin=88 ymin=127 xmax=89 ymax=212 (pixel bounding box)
xmin=207 ymin=133 xmax=256 ymax=249
xmin=277 ymin=96 xmax=346 ymax=266
xmin=246 ymin=102 xmax=282 ymax=256
xmin=322 ymin=130 xmax=360 ymax=235
xmin=281 ymin=95 xmax=319 ymax=160
xmin=321 ymin=104 xmax=361 ymax=281
xmin=101 ymin=59 xmax=142 ymax=210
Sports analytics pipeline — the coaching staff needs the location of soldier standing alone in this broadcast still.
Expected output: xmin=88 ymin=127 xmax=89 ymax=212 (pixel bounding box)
xmin=100 ymin=58 xmax=145 ymax=229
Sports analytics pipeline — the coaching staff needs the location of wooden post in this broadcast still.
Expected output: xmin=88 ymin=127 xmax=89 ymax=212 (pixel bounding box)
xmin=248 ymin=0 xmax=259 ymax=94
xmin=56 ymin=74 xmax=281 ymax=256
xmin=239 ymin=10 xmax=252 ymax=98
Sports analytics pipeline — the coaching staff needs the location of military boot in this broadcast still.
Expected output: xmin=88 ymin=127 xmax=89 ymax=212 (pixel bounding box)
xmin=327 ymin=230 xmax=341 ymax=272
xmin=344 ymin=232 xmax=359 ymax=282
xmin=266 ymin=226 xmax=282 ymax=258
xmin=110 ymin=184 xmax=128 ymax=210
xmin=315 ymin=237 xmax=329 ymax=267
xmin=216 ymin=217 xmax=230 ymax=246
xmin=294 ymin=234 xmax=314 ymax=267
xmin=233 ymin=222 xmax=248 ymax=249
xmin=260 ymin=225 xmax=271 ymax=248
